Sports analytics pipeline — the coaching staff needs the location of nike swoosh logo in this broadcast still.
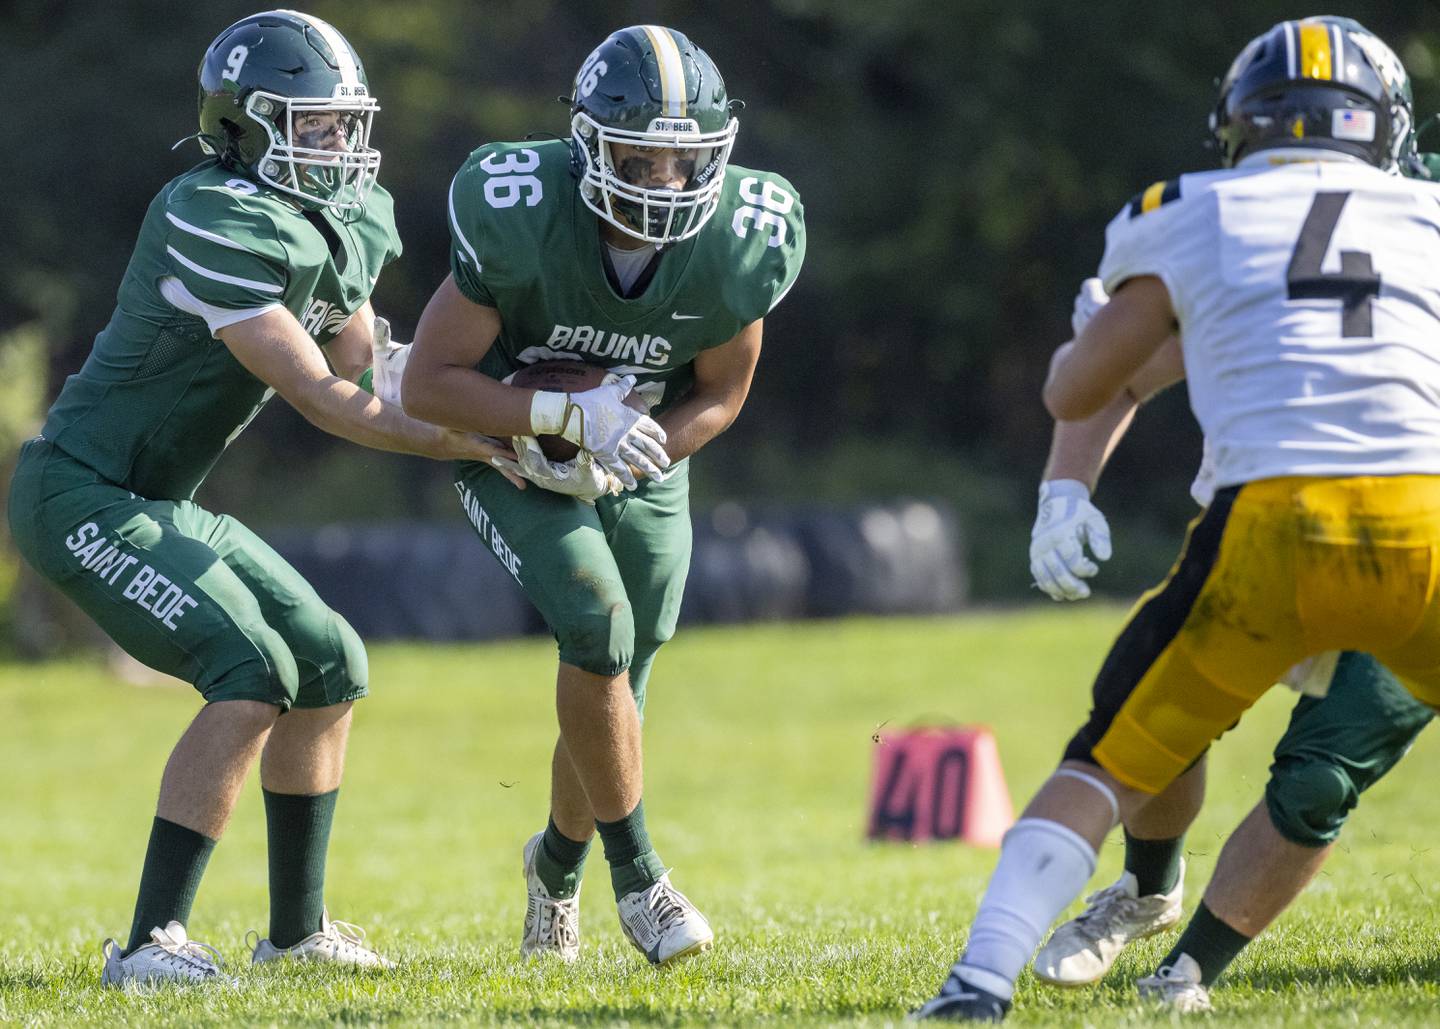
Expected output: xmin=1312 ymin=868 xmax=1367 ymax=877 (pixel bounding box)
xmin=670 ymin=313 xmax=703 ymax=320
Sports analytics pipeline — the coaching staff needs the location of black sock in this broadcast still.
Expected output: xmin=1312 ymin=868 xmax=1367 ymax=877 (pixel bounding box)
xmin=1160 ymin=900 xmax=1253 ymax=985
xmin=535 ymin=816 xmax=591 ymax=899
xmin=124 ymin=817 xmax=217 ymax=955
xmin=264 ymin=788 xmax=338 ymax=948
xmin=595 ymin=800 xmax=666 ymax=900
xmin=1124 ymin=828 xmax=1185 ymax=896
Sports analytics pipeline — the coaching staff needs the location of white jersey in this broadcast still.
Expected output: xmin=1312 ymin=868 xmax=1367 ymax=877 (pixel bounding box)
xmin=1100 ymin=153 xmax=1440 ymax=490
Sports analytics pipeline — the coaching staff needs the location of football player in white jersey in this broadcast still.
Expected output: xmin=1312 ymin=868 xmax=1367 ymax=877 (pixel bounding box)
xmin=916 ymin=16 xmax=1440 ymax=1022
xmin=1026 ymin=280 xmax=1432 ymax=1014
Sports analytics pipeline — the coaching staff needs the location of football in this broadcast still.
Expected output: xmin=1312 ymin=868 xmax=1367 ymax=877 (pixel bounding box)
xmin=509 ymin=360 xmax=648 ymax=462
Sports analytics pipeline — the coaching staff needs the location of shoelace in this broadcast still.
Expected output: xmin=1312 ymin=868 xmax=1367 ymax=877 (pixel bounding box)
xmin=647 ymin=883 xmax=690 ymax=934
xmin=533 ymin=895 xmax=578 ymax=945
xmin=549 ymin=900 xmax=579 ymax=949
xmin=155 ymin=936 xmax=224 ymax=975
xmin=1072 ymin=883 xmax=1140 ymax=934
xmin=323 ymin=919 xmax=375 ymax=957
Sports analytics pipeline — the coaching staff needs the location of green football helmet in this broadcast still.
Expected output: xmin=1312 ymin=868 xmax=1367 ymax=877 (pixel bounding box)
xmin=569 ymin=25 xmax=738 ymax=245
xmin=197 ymin=9 xmax=380 ymax=211
xmin=1210 ymin=16 xmax=1413 ymax=170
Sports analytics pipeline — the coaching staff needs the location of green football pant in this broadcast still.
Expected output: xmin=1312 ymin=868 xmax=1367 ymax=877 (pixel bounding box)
xmin=1265 ymin=651 xmax=1432 ymax=846
xmin=8 ymin=439 xmax=367 ymax=709
xmin=453 ymin=459 xmax=691 ymax=716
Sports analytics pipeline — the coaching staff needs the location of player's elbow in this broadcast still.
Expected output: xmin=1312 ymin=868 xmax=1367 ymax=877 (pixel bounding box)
xmin=1044 ymin=378 xmax=1104 ymax=422
xmin=399 ymin=360 xmax=432 ymax=421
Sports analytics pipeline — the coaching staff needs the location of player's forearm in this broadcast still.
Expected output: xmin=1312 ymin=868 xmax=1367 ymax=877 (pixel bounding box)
xmin=1045 ymin=276 xmax=1175 ymax=420
xmin=401 ymin=363 xmax=536 ymax=438
xmin=1043 ymin=393 xmax=1138 ymax=491
xmin=655 ymin=390 xmax=743 ymax=463
xmin=293 ymin=376 xmax=456 ymax=459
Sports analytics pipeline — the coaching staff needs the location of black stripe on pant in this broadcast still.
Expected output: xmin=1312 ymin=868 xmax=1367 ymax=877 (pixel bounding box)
xmin=1062 ymin=485 xmax=1239 ymax=766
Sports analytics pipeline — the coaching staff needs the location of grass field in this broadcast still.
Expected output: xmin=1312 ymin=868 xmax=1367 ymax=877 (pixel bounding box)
xmin=2 ymin=606 xmax=1438 ymax=1026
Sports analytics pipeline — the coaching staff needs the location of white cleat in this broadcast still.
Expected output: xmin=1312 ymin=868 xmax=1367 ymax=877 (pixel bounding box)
xmin=248 ymin=911 xmax=393 ymax=969
xmin=1137 ymin=953 xmax=1213 ymax=1013
xmin=1033 ymin=865 xmax=1184 ymax=986
xmin=616 ymin=874 xmax=713 ymax=965
xmin=101 ymin=921 xmax=228 ymax=987
xmin=521 ymin=830 xmax=581 ymax=962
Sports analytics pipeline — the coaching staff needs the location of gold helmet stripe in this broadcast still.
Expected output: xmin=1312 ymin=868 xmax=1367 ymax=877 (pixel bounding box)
xmin=1298 ymin=21 xmax=1334 ymax=80
xmin=642 ymin=25 xmax=687 ymax=118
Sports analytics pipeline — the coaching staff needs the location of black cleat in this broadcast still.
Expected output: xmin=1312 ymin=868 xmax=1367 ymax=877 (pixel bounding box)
xmin=911 ymin=973 xmax=1011 ymax=1022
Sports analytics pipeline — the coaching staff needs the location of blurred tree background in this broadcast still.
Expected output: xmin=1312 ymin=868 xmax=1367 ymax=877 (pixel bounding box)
xmin=3 ymin=0 xmax=1439 ymax=627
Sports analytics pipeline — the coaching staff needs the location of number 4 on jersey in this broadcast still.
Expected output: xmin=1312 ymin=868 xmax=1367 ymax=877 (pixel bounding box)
xmin=1286 ymin=191 xmax=1381 ymax=338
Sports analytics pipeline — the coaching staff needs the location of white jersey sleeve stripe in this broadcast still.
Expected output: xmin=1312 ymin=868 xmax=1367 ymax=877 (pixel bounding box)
xmin=159 ymin=276 xmax=282 ymax=333
xmin=165 ymin=212 xmax=257 ymax=253
xmin=448 ymin=173 xmax=482 ymax=271
xmin=165 ymin=246 xmax=284 ymax=294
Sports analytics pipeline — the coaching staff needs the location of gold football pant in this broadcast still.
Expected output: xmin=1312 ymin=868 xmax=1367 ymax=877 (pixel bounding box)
xmin=1064 ymin=475 xmax=1440 ymax=794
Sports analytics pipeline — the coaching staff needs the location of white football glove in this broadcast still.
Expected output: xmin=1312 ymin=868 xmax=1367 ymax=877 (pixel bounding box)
xmin=1030 ymin=478 xmax=1112 ymax=601
xmin=493 ymin=435 xmax=623 ymax=504
xmin=1071 ymin=277 xmax=1110 ymax=339
xmin=530 ymin=373 xmax=670 ymax=489
xmin=365 ymin=316 xmax=410 ymax=406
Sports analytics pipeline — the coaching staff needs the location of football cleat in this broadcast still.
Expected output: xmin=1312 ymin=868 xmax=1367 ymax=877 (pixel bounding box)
xmin=910 ymin=971 xmax=1011 ymax=1022
xmin=101 ymin=921 xmax=228 ymax=987
xmin=1033 ymin=865 xmax=1184 ymax=986
xmin=616 ymin=874 xmax=713 ymax=965
xmin=1136 ymin=953 xmax=1213 ymax=1013
xmin=248 ymin=911 xmax=393 ymax=968
xmin=521 ymin=830 xmax=582 ymax=962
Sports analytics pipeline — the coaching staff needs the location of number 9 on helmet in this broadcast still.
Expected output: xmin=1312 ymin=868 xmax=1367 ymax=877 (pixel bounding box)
xmin=196 ymin=9 xmax=381 ymax=212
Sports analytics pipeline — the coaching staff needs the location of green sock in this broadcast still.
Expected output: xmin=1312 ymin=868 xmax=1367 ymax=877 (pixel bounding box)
xmin=124 ymin=817 xmax=217 ymax=954
xmin=1160 ymin=900 xmax=1253 ymax=985
xmin=535 ymin=817 xmax=592 ymax=899
xmin=264 ymin=788 xmax=338 ymax=948
xmin=596 ymin=801 xmax=666 ymax=900
xmin=1123 ymin=829 xmax=1185 ymax=896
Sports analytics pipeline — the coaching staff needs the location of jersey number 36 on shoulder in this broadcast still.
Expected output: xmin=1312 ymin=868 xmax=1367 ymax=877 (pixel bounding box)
xmin=732 ymin=177 xmax=794 ymax=248
xmin=1286 ymin=191 xmax=1380 ymax=338
xmin=480 ymin=149 xmax=543 ymax=209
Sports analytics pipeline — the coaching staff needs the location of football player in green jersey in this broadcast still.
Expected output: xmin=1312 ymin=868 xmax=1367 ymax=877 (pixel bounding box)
xmin=8 ymin=10 xmax=518 ymax=986
xmin=403 ymin=25 xmax=806 ymax=965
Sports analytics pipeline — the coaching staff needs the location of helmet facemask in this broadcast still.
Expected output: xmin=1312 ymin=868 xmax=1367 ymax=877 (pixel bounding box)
xmin=243 ymin=89 xmax=380 ymax=212
xmin=572 ymin=111 xmax=737 ymax=245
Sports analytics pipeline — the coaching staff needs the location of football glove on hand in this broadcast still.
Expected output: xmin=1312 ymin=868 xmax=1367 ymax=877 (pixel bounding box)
xmin=497 ymin=435 xmax=623 ymax=504
xmin=364 ymin=316 xmax=410 ymax=406
xmin=530 ymin=374 xmax=670 ymax=489
xmin=1071 ymin=277 xmax=1110 ymax=339
xmin=1030 ymin=478 xmax=1112 ymax=601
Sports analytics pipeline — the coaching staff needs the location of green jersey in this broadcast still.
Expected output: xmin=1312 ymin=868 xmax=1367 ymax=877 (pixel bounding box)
xmin=446 ymin=139 xmax=805 ymax=412
xmin=42 ymin=160 xmax=402 ymax=500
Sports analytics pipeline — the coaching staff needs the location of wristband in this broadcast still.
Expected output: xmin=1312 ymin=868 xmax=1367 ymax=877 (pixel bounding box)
xmin=1038 ymin=478 xmax=1090 ymax=502
xmin=530 ymin=390 xmax=570 ymax=436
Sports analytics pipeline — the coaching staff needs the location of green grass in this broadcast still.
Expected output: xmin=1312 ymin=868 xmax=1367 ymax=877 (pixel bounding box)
xmin=1 ymin=607 xmax=1438 ymax=1025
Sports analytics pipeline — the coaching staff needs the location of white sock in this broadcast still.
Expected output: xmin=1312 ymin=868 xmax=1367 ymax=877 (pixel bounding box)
xmin=957 ymin=818 xmax=1098 ymax=996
